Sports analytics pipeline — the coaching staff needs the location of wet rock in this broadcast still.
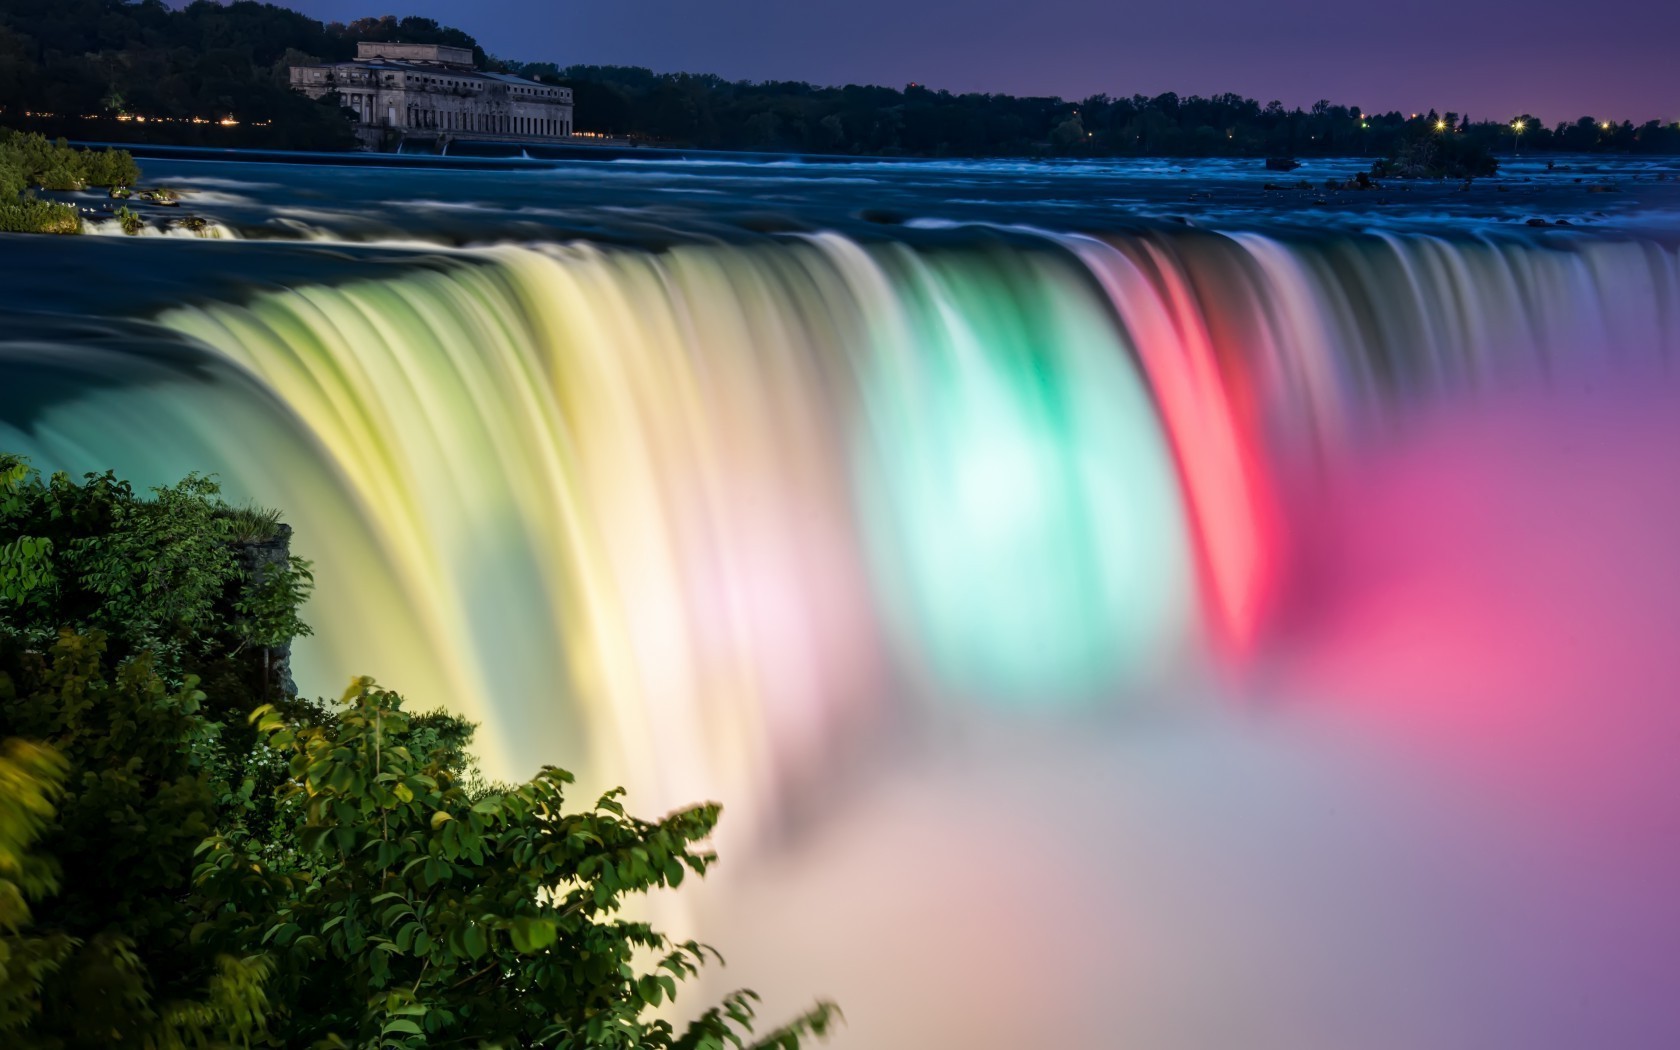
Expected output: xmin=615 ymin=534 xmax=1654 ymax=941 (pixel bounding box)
xmin=1265 ymin=157 xmax=1301 ymax=172
xmin=1525 ymin=217 xmax=1552 ymax=226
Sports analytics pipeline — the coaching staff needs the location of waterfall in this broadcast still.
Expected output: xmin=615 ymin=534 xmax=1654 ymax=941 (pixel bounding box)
xmin=6 ymin=229 xmax=1678 ymax=834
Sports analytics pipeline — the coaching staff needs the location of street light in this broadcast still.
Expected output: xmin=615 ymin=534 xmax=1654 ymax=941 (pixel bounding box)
xmin=1511 ymin=118 xmax=1526 ymax=155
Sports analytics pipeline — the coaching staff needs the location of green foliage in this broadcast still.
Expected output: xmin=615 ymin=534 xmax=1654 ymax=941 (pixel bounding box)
xmin=31 ymin=167 xmax=82 ymax=192
xmin=0 ymin=129 xmax=137 ymax=191
xmin=222 ymin=504 xmax=285 ymax=545
xmin=0 ymin=129 xmax=137 ymax=235
xmin=188 ymin=679 xmax=837 ymax=1048
xmin=0 ymin=456 xmax=313 ymax=671
xmin=0 ymin=738 xmax=71 ymax=1036
xmin=82 ymin=146 xmax=141 ymax=189
xmin=0 ymin=197 xmax=79 ymax=234
xmin=114 ymin=204 xmax=144 ymax=234
xmin=234 ymin=554 xmax=315 ymax=652
xmin=0 ymin=458 xmax=53 ymax=605
xmin=0 ymin=455 xmax=835 ymax=1047
xmin=0 ymin=631 xmax=264 ymax=1046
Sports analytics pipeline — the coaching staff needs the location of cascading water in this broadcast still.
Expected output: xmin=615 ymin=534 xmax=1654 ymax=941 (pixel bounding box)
xmin=8 ymin=229 xmax=1679 ymax=823
xmin=7 ymin=221 xmax=1680 ymax=1047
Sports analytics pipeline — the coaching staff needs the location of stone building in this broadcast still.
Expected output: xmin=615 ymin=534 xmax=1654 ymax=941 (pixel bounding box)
xmin=290 ymin=42 xmax=575 ymax=150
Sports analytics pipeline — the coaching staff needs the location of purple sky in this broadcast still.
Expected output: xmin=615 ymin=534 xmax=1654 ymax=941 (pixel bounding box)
xmin=285 ymin=0 xmax=1680 ymax=123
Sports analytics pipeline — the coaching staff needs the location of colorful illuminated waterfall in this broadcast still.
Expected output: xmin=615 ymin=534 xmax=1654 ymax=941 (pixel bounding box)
xmin=9 ymin=229 xmax=1675 ymax=832
xmin=8 ymin=219 xmax=1680 ymax=1047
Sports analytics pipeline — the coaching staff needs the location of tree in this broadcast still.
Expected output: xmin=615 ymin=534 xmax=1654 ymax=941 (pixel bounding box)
xmin=1049 ymin=113 xmax=1086 ymax=150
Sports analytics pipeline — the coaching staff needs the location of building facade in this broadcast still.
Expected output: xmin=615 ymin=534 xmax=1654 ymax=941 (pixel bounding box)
xmin=290 ymin=42 xmax=574 ymax=150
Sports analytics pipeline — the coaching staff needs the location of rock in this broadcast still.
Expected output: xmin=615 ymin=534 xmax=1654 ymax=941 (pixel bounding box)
xmin=1525 ymin=218 xmax=1551 ymax=226
xmin=234 ymin=523 xmax=299 ymax=698
xmin=1587 ymin=184 xmax=1620 ymax=194
xmin=1265 ymin=157 xmax=1301 ymax=172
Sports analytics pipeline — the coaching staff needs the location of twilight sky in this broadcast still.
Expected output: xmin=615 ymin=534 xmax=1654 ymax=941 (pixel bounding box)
xmin=286 ymin=0 xmax=1679 ymax=123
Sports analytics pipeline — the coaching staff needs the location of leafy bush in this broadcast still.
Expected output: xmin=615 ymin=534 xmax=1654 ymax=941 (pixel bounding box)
xmin=0 ymin=632 xmax=240 ymax=1046
xmin=113 ymin=204 xmax=144 ymax=234
xmin=0 ymin=130 xmax=138 ymax=189
xmin=0 ymin=164 xmax=23 ymax=201
xmin=188 ymin=680 xmax=840 ymax=1048
xmin=81 ymin=147 xmax=140 ymax=188
xmin=0 ymin=737 xmax=70 ymax=1035
xmin=0 ymin=197 xmax=79 ymax=234
xmin=0 ymin=456 xmax=311 ymax=673
xmin=0 ymin=131 xmax=137 ymax=236
xmin=32 ymin=167 xmax=83 ymax=191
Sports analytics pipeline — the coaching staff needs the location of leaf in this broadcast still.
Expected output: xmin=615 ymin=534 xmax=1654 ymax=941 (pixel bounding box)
xmin=430 ymin=810 xmax=453 ymax=830
xmin=509 ymin=916 xmax=556 ymax=954
xmin=639 ymin=974 xmax=663 ymax=1006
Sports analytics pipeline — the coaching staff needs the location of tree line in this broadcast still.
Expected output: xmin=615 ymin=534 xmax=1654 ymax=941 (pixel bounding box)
xmin=2 ymin=0 xmax=1677 ymax=158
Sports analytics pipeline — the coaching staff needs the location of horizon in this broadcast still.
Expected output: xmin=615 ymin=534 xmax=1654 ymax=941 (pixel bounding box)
xmin=268 ymin=0 xmax=1680 ymax=125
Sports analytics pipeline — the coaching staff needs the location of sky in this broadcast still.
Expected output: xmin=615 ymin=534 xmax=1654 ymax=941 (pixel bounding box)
xmin=282 ymin=0 xmax=1680 ymax=123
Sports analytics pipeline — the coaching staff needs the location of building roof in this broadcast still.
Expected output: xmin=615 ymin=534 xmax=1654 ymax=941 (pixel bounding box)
xmin=306 ymin=59 xmax=566 ymax=95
